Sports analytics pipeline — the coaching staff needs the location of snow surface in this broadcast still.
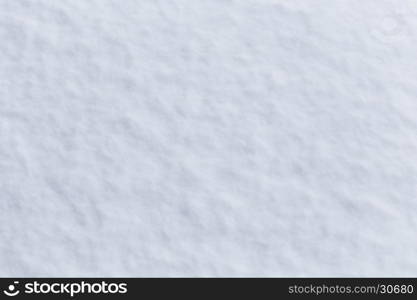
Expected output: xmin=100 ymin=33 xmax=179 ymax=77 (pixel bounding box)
xmin=1 ymin=0 xmax=417 ymax=277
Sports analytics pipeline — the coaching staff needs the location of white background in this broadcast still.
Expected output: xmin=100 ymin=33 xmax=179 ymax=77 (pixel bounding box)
xmin=1 ymin=0 xmax=417 ymax=276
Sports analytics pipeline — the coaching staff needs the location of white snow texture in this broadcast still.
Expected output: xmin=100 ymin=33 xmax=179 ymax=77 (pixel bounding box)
xmin=1 ymin=0 xmax=417 ymax=277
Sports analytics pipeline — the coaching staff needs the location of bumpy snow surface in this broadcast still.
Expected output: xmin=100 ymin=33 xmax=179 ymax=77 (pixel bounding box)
xmin=1 ymin=0 xmax=417 ymax=277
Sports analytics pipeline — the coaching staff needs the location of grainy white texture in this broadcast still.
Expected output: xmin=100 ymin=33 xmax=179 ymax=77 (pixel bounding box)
xmin=1 ymin=0 xmax=417 ymax=276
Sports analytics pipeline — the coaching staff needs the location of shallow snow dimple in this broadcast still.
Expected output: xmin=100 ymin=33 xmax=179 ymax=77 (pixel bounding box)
xmin=0 ymin=0 xmax=417 ymax=276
